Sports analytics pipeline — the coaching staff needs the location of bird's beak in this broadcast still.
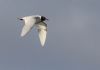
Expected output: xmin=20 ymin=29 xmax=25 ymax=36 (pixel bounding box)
xmin=46 ymin=18 xmax=49 ymax=21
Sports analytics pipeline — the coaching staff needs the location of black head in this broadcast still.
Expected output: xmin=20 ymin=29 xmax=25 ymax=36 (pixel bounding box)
xmin=41 ymin=16 xmax=48 ymax=21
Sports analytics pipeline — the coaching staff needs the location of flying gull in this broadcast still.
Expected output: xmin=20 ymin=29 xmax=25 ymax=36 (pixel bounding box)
xmin=17 ymin=15 xmax=48 ymax=47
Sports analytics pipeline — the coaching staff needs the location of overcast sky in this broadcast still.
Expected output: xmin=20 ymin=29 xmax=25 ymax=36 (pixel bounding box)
xmin=0 ymin=0 xmax=99 ymax=70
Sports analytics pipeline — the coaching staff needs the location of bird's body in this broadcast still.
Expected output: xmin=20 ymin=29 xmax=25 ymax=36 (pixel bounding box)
xmin=18 ymin=15 xmax=48 ymax=47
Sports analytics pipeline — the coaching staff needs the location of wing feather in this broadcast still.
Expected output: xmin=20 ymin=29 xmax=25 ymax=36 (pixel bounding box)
xmin=21 ymin=25 xmax=32 ymax=37
xmin=37 ymin=22 xmax=47 ymax=47
xmin=21 ymin=17 xmax=36 ymax=37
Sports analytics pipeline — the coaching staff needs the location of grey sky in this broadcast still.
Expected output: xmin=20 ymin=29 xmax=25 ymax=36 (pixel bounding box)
xmin=0 ymin=0 xmax=99 ymax=70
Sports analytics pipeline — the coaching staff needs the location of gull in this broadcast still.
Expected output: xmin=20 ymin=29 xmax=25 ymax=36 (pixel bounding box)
xmin=17 ymin=15 xmax=48 ymax=47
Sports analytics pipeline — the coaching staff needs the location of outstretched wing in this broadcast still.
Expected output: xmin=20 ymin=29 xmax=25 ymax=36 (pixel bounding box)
xmin=36 ymin=22 xmax=47 ymax=47
xmin=21 ymin=25 xmax=32 ymax=37
xmin=21 ymin=17 xmax=36 ymax=37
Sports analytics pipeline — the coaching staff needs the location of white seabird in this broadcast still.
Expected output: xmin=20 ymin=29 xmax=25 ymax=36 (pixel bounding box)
xmin=18 ymin=15 xmax=48 ymax=47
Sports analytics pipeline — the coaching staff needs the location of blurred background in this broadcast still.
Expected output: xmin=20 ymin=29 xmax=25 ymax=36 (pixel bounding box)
xmin=0 ymin=0 xmax=99 ymax=70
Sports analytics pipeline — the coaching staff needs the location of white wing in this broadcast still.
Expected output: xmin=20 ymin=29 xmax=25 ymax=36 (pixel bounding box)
xmin=21 ymin=25 xmax=32 ymax=37
xmin=21 ymin=17 xmax=36 ymax=37
xmin=37 ymin=22 xmax=47 ymax=47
